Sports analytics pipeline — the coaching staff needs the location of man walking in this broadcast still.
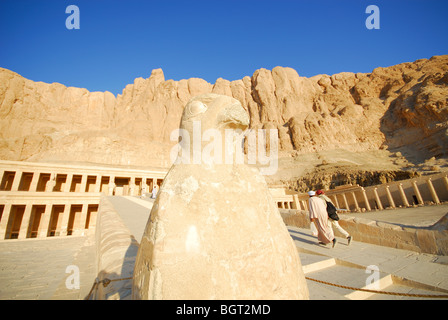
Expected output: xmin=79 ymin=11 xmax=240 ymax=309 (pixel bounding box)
xmin=316 ymin=190 xmax=352 ymax=245
xmin=308 ymin=191 xmax=337 ymax=248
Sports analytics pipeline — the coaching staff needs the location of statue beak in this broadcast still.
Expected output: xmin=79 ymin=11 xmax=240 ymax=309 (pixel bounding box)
xmin=217 ymin=103 xmax=250 ymax=131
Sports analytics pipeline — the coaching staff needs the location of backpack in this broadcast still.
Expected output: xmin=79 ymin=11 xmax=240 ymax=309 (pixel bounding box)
xmin=326 ymin=201 xmax=339 ymax=221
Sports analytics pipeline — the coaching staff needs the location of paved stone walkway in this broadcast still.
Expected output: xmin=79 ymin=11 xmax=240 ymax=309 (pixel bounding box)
xmin=0 ymin=196 xmax=447 ymax=300
xmin=0 ymin=196 xmax=152 ymax=300
xmin=0 ymin=234 xmax=96 ymax=300
xmin=110 ymin=197 xmax=448 ymax=299
xmin=290 ymin=226 xmax=448 ymax=299
xmin=107 ymin=196 xmax=154 ymax=243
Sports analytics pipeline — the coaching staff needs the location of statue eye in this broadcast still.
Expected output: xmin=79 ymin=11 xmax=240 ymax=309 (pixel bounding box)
xmin=187 ymin=101 xmax=207 ymax=117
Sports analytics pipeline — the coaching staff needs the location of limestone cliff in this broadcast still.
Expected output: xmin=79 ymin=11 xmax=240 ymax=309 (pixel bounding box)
xmin=0 ymin=55 xmax=447 ymax=172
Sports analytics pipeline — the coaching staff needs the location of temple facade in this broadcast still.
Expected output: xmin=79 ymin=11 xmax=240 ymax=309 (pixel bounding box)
xmin=0 ymin=160 xmax=166 ymax=240
xmin=1 ymin=159 xmax=447 ymax=241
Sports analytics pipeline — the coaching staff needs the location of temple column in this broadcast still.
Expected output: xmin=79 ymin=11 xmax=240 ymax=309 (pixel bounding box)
xmin=300 ymin=200 xmax=308 ymax=211
xmin=443 ymin=175 xmax=448 ymax=193
xmin=76 ymin=204 xmax=89 ymax=236
xmin=64 ymin=174 xmax=74 ymax=192
xmin=0 ymin=203 xmax=12 ymax=239
xmin=373 ymin=187 xmax=383 ymax=210
xmin=29 ymin=172 xmax=40 ymax=192
xmin=38 ymin=204 xmax=53 ymax=238
xmin=0 ymin=170 xmax=4 ymax=187
xmin=142 ymin=177 xmax=149 ymax=196
xmin=385 ymin=186 xmax=396 ymax=208
xmin=11 ymin=170 xmax=23 ymax=191
xmin=18 ymin=205 xmax=33 ymax=239
xmin=59 ymin=204 xmax=72 ymax=236
xmin=412 ymin=181 xmax=424 ymax=205
xmin=341 ymin=193 xmax=350 ymax=211
xmin=361 ymin=188 xmax=371 ymax=211
xmin=351 ymin=192 xmax=360 ymax=211
xmin=293 ymin=195 xmax=300 ymax=210
xmin=332 ymin=195 xmax=340 ymax=209
xmin=46 ymin=173 xmax=56 ymax=192
xmin=427 ymin=178 xmax=440 ymax=204
xmin=79 ymin=175 xmax=88 ymax=193
xmin=130 ymin=177 xmax=136 ymax=196
xmin=398 ymin=183 xmax=410 ymax=207
xmin=94 ymin=175 xmax=102 ymax=193
xmin=108 ymin=176 xmax=116 ymax=196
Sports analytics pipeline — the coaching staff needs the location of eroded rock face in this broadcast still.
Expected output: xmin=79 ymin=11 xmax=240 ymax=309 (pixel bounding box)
xmin=132 ymin=94 xmax=309 ymax=299
xmin=1 ymin=55 xmax=447 ymax=167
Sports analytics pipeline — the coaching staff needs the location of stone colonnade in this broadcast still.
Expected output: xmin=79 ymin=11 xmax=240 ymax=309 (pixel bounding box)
xmin=0 ymin=160 xmax=167 ymax=241
xmin=276 ymin=172 xmax=448 ymax=212
xmin=0 ymin=193 xmax=100 ymax=239
xmin=2 ymin=160 xmax=447 ymax=240
xmin=276 ymin=196 xmax=298 ymax=210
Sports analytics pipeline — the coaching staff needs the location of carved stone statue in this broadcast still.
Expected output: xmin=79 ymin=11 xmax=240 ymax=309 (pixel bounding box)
xmin=132 ymin=93 xmax=309 ymax=299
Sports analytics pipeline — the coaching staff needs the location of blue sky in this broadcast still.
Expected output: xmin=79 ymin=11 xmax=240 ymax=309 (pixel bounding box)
xmin=1 ymin=0 xmax=447 ymax=95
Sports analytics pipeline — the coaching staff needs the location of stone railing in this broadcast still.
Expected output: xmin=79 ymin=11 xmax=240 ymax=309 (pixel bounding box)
xmin=91 ymin=196 xmax=139 ymax=300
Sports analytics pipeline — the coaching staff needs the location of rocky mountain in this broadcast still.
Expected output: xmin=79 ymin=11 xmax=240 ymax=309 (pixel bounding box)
xmin=1 ymin=55 xmax=447 ymax=187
